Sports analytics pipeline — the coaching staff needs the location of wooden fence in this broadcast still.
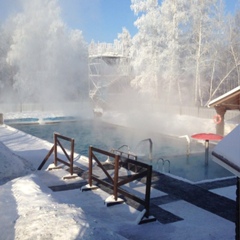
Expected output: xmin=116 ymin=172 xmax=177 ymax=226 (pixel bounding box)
xmin=82 ymin=146 xmax=156 ymax=224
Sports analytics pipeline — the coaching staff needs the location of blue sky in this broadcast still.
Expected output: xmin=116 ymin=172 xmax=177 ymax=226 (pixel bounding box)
xmin=58 ymin=0 xmax=240 ymax=43
xmin=0 ymin=0 xmax=239 ymax=43
xmin=58 ymin=0 xmax=138 ymax=43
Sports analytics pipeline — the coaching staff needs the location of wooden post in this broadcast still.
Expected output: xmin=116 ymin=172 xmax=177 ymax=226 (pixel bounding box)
xmin=215 ymin=106 xmax=226 ymax=136
xmin=70 ymin=138 xmax=74 ymax=175
xmin=145 ymin=165 xmax=152 ymax=218
xmin=113 ymin=155 xmax=120 ymax=201
xmin=54 ymin=133 xmax=57 ymax=166
xmin=89 ymin=146 xmax=93 ymax=187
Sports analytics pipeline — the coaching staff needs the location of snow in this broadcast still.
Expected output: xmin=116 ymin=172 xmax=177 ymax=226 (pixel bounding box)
xmin=0 ymin=111 xmax=237 ymax=239
xmin=210 ymin=186 xmax=237 ymax=201
xmin=208 ymin=85 xmax=240 ymax=107
xmin=212 ymin=124 xmax=240 ymax=177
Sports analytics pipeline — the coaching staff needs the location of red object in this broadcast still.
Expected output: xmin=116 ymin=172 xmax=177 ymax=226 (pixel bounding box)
xmin=191 ymin=133 xmax=223 ymax=141
xmin=213 ymin=114 xmax=222 ymax=124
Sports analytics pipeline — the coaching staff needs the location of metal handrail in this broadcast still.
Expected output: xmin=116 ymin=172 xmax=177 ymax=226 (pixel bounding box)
xmin=179 ymin=135 xmax=191 ymax=156
xmin=134 ymin=138 xmax=153 ymax=161
xmin=156 ymin=157 xmax=171 ymax=173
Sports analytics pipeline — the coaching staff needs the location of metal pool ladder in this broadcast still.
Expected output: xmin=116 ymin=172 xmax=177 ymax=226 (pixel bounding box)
xmin=156 ymin=157 xmax=171 ymax=173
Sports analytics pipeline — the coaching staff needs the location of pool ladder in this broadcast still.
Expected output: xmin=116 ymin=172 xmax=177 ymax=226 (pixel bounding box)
xmin=134 ymin=138 xmax=153 ymax=161
xmin=156 ymin=157 xmax=171 ymax=173
xmin=107 ymin=138 xmax=153 ymax=163
xmin=179 ymin=135 xmax=191 ymax=156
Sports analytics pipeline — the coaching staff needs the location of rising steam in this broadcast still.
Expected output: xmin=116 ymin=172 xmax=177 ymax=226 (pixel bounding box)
xmin=2 ymin=0 xmax=88 ymax=104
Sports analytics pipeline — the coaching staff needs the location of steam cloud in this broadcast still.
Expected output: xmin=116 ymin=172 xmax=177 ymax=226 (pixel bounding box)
xmin=1 ymin=0 xmax=88 ymax=104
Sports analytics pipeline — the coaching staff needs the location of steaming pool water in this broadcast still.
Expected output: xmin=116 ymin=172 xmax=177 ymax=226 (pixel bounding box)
xmin=9 ymin=119 xmax=233 ymax=182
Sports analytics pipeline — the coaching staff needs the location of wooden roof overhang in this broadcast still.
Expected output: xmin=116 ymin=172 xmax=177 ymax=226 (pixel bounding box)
xmin=208 ymin=86 xmax=240 ymax=111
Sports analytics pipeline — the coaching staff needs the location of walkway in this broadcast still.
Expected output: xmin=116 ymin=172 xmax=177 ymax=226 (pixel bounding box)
xmin=48 ymin=166 xmax=237 ymax=225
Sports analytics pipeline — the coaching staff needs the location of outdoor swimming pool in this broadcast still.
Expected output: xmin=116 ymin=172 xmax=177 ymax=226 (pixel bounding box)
xmin=9 ymin=119 xmax=233 ymax=182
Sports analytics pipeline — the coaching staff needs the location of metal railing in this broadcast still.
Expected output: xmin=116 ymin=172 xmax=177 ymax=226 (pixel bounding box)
xmin=134 ymin=138 xmax=153 ymax=161
xmin=156 ymin=157 xmax=171 ymax=173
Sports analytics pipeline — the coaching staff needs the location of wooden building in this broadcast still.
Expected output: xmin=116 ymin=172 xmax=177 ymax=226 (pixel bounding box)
xmin=208 ymin=86 xmax=240 ymax=135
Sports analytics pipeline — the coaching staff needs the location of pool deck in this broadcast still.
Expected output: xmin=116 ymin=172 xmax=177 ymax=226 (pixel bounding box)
xmin=0 ymin=124 xmax=237 ymax=239
xmin=48 ymin=167 xmax=237 ymax=225
xmin=39 ymin=166 xmax=237 ymax=239
xmin=150 ymin=173 xmax=236 ymax=223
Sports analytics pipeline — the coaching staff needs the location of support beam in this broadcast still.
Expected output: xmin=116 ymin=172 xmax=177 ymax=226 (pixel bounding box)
xmin=214 ymin=106 xmax=226 ymax=136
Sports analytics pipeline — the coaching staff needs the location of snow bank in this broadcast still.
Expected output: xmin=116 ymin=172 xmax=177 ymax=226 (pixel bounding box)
xmin=0 ymin=174 xmax=127 ymax=240
xmin=0 ymin=141 xmax=30 ymax=185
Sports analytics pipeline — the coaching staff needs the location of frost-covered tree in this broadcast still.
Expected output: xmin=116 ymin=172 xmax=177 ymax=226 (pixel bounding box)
xmin=157 ymin=0 xmax=190 ymax=105
xmin=118 ymin=27 xmax=132 ymax=57
xmin=130 ymin=0 xmax=191 ymax=105
xmin=209 ymin=8 xmax=240 ymax=100
xmin=129 ymin=0 xmax=234 ymax=107
xmin=5 ymin=0 xmax=88 ymax=103
xmin=227 ymin=9 xmax=240 ymax=86
xmin=185 ymin=0 xmax=226 ymax=106
xmin=130 ymin=0 xmax=161 ymax=101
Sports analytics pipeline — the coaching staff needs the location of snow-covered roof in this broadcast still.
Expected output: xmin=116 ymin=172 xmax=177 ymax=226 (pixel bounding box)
xmin=208 ymin=85 xmax=240 ymax=110
xmin=89 ymin=54 xmax=124 ymax=58
xmin=212 ymin=124 xmax=240 ymax=177
xmin=88 ymin=42 xmax=124 ymax=58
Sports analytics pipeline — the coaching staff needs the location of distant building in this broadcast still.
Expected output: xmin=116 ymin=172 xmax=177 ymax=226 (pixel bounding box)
xmin=88 ymin=42 xmax=131 ymax=114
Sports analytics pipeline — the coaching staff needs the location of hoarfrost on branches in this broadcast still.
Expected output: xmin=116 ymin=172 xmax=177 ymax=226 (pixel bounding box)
xmin=4 ymin=0 xmax=88 ymax=103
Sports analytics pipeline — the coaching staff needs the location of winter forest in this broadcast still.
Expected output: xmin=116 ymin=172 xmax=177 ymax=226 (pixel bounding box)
xmin=0 ymin=0 xmax=239 ymax=107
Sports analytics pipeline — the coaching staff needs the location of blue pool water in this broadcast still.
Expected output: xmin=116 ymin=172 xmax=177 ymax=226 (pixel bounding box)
xmin=9 ymin=119 xmax=233 ymax=182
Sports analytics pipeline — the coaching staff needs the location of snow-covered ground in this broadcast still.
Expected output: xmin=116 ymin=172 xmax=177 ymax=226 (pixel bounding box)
xmin=0 ymin=110 xmax=237 ymax=239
